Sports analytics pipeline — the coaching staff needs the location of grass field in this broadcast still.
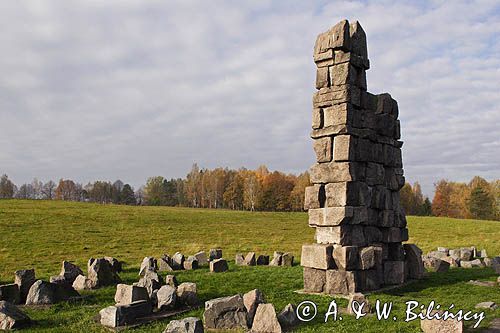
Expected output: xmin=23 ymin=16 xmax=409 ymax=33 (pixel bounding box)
xmin=0 ymin=199 xmax=499 ymax=332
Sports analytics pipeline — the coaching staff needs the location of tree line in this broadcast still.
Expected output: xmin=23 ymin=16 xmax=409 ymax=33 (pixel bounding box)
xmin=0 ymin=167 xmax=498 ymax=220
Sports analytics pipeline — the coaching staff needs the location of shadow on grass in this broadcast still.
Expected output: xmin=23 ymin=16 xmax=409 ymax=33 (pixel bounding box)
xmin=382 ymin=267 xmax=498 ymax=296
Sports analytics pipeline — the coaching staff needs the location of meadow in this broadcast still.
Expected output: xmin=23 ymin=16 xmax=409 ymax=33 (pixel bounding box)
xmin=0 ymin=199 xmax=499 ymax=332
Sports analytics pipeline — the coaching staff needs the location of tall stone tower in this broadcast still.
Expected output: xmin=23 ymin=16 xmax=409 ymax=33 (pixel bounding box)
xmin=301 ymin=20 xmax=423 ymax=295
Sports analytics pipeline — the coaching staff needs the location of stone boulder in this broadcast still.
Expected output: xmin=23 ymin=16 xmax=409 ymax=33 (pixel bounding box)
xmin=172 ymin=252 xmax=185 ymax=270
xmin=165 ymin=275 xmax=178 ymax=288
xmin=203 ymin=294 xmax=248 ymax=330
xmin=491 ymin=257 xmax=500 ymax=274
xmin=25 ymin=280 xmax=56 ymax=305
xmin=72 ymin=275 xmax=93 ymax=291
xmin=14 ymin=269 xmax=35 ymax=303
xmin=157 ymin=285 xmax=177 ymax=310
xmin=0 ymin=301 xmax=30 ymax=330
xmin=136 ymin=269 xmax=162 ymax=300
xmin=140 ymin=257 xmax=158 ymax=276
xmin=269 ymin=252 xmax=283 ymax=266
xmin=251 ymin=303 xmax=282 ymax=333
xmin=104 ymin=257 xmax=123 ymax=273
xmin=423 ymin=257 xmax=449 ymax=273
xmin=442 ymin=256 xmax=460 ymax=267
xmin=115 ymin=284 xmax=149 ymax=305
xmin=403 ymin=244 xmax=424 ymax=279
xmin=460 ymin=248 xmax=473 ymax=261
xmin=461 ymin=259 xmax=483 ymax=268
xmin=277 ymin=304 xmax=299 ymax=329
xmin=88 ymin=258 xmax=120 ymax=287
xmin=209 ymin=249 xmax=223 ymax=261
xmin=177 ymin=283 xmax=198 ymax=306
xmin=347 ymin=293 xmax=370 ymax=315
xmin=421 ymin=313 xmax=462 ymax=333
xmin=184 ymin=256 xmax=199 ymax=270
xmin=427 ymin=251 xmax=448 ymax=260
xmin=483 ymin=257 xmax=492 ymax=267
xmin=244 ymin=252 xmax=256 ymax=266
xmin=256 ymin=255 xmax=270 ymax=266
xmin=159 ymin=255 xmax=174 ymax=272
xmin=99 ymin=300 xmax=152 ymax=328
xmin=243 ymin=289 xmax=264 ymax=327
xmin=282 ymin=253 xmax=294 ymax=267
xmin=194 ymin=251 xmax=208 ymax=266
xmin=60 ymin=261 xmax=83 ymax=284
xmin=163 ymin=317 xmax=204 ymax=333
xmin=235 ymin=254 xmax=245 ymax=266
xmin=0 ymin=284 xmax=20 ymax=305
xmin=210 ymin=259 xmax=228 ymax=273
xmin=475 ymin=301 xmax=497 ymax=310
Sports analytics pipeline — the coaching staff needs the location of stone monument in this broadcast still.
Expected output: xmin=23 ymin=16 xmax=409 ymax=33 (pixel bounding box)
xmin=301 ymin=19 xmax=424 ymax=295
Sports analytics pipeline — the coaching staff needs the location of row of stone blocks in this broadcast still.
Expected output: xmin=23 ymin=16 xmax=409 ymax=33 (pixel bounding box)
xmin=301 ymin=243 xmax=424 ymax=295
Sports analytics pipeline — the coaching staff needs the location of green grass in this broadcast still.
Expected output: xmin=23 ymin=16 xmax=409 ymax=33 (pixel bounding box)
xmin=0 ymin=199 xmax=499 ymax=332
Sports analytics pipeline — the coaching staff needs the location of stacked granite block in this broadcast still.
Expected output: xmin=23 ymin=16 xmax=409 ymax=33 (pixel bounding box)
xmin=301 ymin=20 xmax=422 ymax=296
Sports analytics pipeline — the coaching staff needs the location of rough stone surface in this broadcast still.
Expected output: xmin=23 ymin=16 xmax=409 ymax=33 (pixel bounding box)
xmin=114 ymin=284 xmax=149 ymax=305
xmin=203 ymin=294 xmax=248 ymax=330
xmin=172 ymin=252 xmax=185 ymax=271
xmin=491 ymin=257 xmax=500 ymax=274
xmin=177 ymin=283 xmax=198 ymax=306
xmin=347 ymin=293 xmax=370 ymax=314
xmin=403 ymin=244 xmax=425 ymax=279
xmin=163 ymin=317 xmax=204 ymax=333
xmin=136 ymin=269 xmax=162 ymax=299
xmin=301 ymin=244 xmax=334 ymax=270
xmin=251 ymin=303 xmax=282 ymax=333
xmin=88 ymin=258 xmax=120 ymax=287
xmin=256 ymin=255 xmax=270 ymax=266
xmin=269 ymin=252 xmax=283 ymax=266
xmin=243 ymin=289 xmax=264 ymax=327
xmin=60 ymin=261 xmax=84 ymax=284
xmin=209 ymin=249 xmax=222 ymax=261
xmin=104 ymin=257 xmax=122 ymax=273
xmin=157 ymin=285 xmax=177 ymax=310
xmin=194 ymin=251 xmax=208 ymax=266
xmin=420 ymin=314 xmax=463 ymax=333
xmin=325 ymin=270 xmax=358 ymax=295
xmin=277 ymin=304 xmax=299 ymax=329
xmin=303 ymin=267 xmax=326 ymax=293
xmin=423 ymin=257 xmax=450 ymax=273
xmin=383 ymin=261 xmax=405 ymax=285
xmin=99 ymin=300 xmax=152 ymax=328
xmin=210 ymin=259 xmax=228 ymax=273
xmin=475 ymin=301 xmax=497 ymax=310
xmin=0 ymin=284 xmax=20 ymax=305
xmin=159 ymin=255 xmax=174 ymax=272
xmin=244 ymin=252 xmax=256 ymax=266
xmin=0 ymin=301 xmax=30 ymax=330
xmin=184 ymin=256 xmax=199 ymax=270
xmin=165 ymin=275 xmax=178 ymax=288
xmin=14 ymin=269 xmax=35 ymax=303
xmin=139 ymin=257 xmax=158 ymax=276
xmin=281 ymin=253 xmax=294 ymax=267
xmin=235 ymin=253 xmax=245 ymax=266
xmin=72 ymin=274 xmax=93 ymax=291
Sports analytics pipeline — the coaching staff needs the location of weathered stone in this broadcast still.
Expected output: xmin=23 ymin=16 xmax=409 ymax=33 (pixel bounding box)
xmin=172 ymin=252 xmax=185 ymax=271
xmin=203 ymin=294 xmax=248 ymax=330
xmin=358 ymin=246 xmax=376 ymax=270
xmin=442 ymin=256 xmax=460 ymax=267
xmin=420 ymin=312 xmax=463 ymax=333
xmin=461 ymin=259 xmax=484 ymax=268
xmin=403 ymin=244 xmax=424 ymax=279
xmin=139 ymin=257 xmax=158 ymax=276
xmin=323 ymin=103 xmax=360 ymax=127
xmin=427 ymin=251 xmax=449 ymax=260
xmin=194 ymin=251 xmax=208 ymax=266
xmin=312 ymin=108 xmax=323 ymax=129
xmin=60 ymin=261 xmax=83 ymax=284
xmin=281 ymin=253 xmax=294 ymax=267
xmin=384 ymin=261 xmax=405 ymax=285
xmin=325 ymin=181 xmax=369 ymax=207
xmin=308 ymin=207 xmax=353 ymax=227
xmin=475 ymin=301 xmax=497 ymax=310
xmin=115 ymin=284 xmax=149 ymax=305
xmin=313 ymin=137 xmax=333 ymax=163
xmin=177 ymin=283 xmax=198 ymax=306
xmin=157 ymin=285 xmax=177 ymax=310
xmin=349 ymin=21 xmax=368 ymax=60
xmin=136 ymin=269 xmax=162 ymax=299
xmin=423 ymin=257 xmax=450 ymax=273
xmin=325 ymin=270 xmax=359 ymax=295
xmin=243 ymin=289 xmax=264 ymax=327
xmin=235 ymin=253 xmax=245 ymax=266
xmin=332 ymin=245 xmax=358 ymax=270
xmin=88 ymin=258 xmax=120 ymax=287
xmin=0 ymin=301 xmax=30 ymax=330
xmin=361 ymin=269 xmax=381 ymax=291
xmin=251 ymin=303 xmax=282 ymax=333
xmin=388 ymin=243 xmax=405 ymax=261
xmin=165 ymin=275 xmax=178 ymax=288
xmin=468 ymin=280 xmax=497 ymax=287
xmin=304 ymin=184 xmax=322 ymax=210
xmin=347 ymin=292 xmax=370 ymax=315
xmin=49 ymin=275 xmax=68 ymax=285
xmin=184 ymin=256 xmax=199 ymax=270
xmin=244 ymin=252 xmax=256 ymax=266
xmin=479 ymin=249 xmax=488 ymax=258
xmin=163 ymin=317 xmax=204 ymax=333
xmin=104 ymin=257 xmax=122 ymax=273
xmin=159 ymin=257 xmax=174 ymax=272
xmin=25 ymin=280 xmax=56 ymax=305
xmin=437 ymin=247 xmax=449 ymax=254
xmin=381 ymin=227 xmax=402 ymax=243
xmin=491 ymin=257 xmax=500 ymax=274
xmin=256 ymin=255 xmax=269 ymax=266
xmin=14 ymin=269 xmax=35 ymax=303
xmin=209 ymin=249 xmax=222 ymax=261
xmin=301 ymin=244 xmax=334 ymax=270
xmin=269 ymin=252 xmax=283 ymax=266
xmin=0 ymin=284 xmax=20 ymax=305
xmin=459 ymin=248 xmax=473 ymax=261
xmin=365 ymin=162 xmax=385 ymax=186
xmin=303 ymin=267 xmax=325 ymax=293
xmin=449 ymin=249 xmax=461 ymax=257
xmin=314 ymin=19 xmax=351 ymax=54
xmin=72 ymin=274 xmax=93 ymax=291
xmin=210 ymin=259 xmax=228 ymax=273
xmin=316 ymin=225 xmax=365 ymax=246
xmin=99 ymin=300 xmax=152 ymax=328
xmin=316 ymin=67 xmax=329 ymax=89
xmin=309 ymin=161 xmax=365 ymax=184
xmin=277 ymin=303 xmax=299 ymax=329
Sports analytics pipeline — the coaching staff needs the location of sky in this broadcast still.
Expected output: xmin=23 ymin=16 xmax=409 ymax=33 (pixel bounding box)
xmin=0 ymin=0 xmax=499 ymax=197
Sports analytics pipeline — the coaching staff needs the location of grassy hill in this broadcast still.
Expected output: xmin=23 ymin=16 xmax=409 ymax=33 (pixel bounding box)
xmin=0 ymin=200 xmax=499 ymax=332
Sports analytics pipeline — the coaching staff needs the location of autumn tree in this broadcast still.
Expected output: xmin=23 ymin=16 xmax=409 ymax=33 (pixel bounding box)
xmin=55 ymin=179 xmax=79 ymax=201
xmin=144 ymin=176 xmax=165 ymax=206
xmin=432 ymin=180 xmax=453 ymax=217
xmin=290 ymin=172 xmax=310 ymax=211
xmin=260 ymin=171 xmax=295 ymax=211
xmin=223 ymin=172 xmax=244 ymax=209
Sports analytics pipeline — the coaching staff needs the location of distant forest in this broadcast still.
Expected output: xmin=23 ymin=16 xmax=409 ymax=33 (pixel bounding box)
xmin=0 ymin=165 xmax=498 ymax=221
